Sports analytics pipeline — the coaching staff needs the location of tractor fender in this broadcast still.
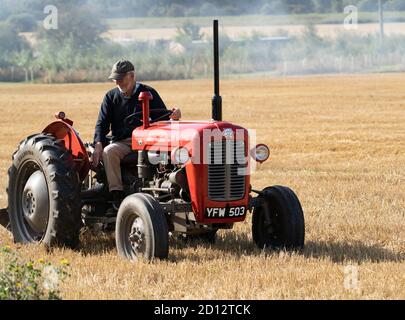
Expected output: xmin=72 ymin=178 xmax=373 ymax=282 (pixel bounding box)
xmin=42 ymin=120 xmax=90 ymax=182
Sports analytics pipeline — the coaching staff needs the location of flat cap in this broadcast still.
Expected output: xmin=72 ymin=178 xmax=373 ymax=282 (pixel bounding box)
xmin=108 ymin=59 xmax=135 ymax=80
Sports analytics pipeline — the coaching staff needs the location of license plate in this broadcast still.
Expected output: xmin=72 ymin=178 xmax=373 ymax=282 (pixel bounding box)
xmin=205 ymin=206 xmax=246 ymax=218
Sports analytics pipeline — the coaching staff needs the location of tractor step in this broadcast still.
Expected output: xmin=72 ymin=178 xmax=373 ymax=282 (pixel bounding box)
xmin=0 ymin=208 xmax=10 ymax=231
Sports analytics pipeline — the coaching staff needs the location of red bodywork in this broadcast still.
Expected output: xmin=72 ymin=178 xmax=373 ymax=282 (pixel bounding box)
xmin=43 ymin=118 xmax=90 ymax=182
xmin=41 ymin=111 xmax=251 ymax=225
xmin=132 ymin=121 xmax=251 ymax=224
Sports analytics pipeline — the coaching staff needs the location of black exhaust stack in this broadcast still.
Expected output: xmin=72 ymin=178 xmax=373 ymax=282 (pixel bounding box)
xmin=212 ymin=20 xmax=222 ymax=121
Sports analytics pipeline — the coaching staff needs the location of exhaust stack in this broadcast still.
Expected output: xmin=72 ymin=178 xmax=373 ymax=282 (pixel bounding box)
xmin=212 ymin=20 xmax=222 ymax=121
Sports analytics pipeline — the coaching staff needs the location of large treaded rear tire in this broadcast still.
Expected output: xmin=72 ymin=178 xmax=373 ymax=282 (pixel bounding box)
xmin=252 ymin=185 xmax=305 ymax=250
xmin=7 ymin=133 xmax=82 ymax=249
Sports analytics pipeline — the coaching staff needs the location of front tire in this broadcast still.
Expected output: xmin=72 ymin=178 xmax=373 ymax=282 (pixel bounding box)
xmin=7 ymin=134 xmax=82 ymax=249
xmin=115 ymin=193 xmax=169 ymax=261
xmin=252 ymin=185 xmax=304 ymax=250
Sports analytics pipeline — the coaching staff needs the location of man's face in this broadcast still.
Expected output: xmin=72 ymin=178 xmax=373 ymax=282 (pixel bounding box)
xmin=114 ymin=72 xmax=135 ymax=94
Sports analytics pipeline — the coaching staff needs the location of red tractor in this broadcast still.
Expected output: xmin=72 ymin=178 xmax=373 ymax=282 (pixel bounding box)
xmin=1 ymin=21 xmax=304 ymax=261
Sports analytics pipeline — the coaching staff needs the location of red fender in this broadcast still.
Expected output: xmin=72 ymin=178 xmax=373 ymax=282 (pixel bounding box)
xmin=42 ymin=116 xmax=90 ymax=182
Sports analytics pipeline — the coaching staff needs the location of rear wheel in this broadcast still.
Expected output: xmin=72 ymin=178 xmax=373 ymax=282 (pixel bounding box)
xmin=7 ymin=134 xmax=82 ymax=248
xmin=115 ymin=193 xmax=169 ymax=261
xmin=252 ymin=185 xmax=304 ymax=250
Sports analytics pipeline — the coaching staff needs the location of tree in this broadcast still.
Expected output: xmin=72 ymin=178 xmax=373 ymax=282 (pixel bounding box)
xmin=175 ymin=21 xmax=204 ymax=44
xmin=166 ymin=3 xmax=186 ymax=17
xmin=0 ymin=2 xmax=11 ymax=21
xmin=314 ymin=0 xmax=334 ymax=13
xmin=7 ymin=13 xmax=38 ymax=32
xmin=38 ymin=0 xmax=107 ymax=49
xmin=0 ymin=22 xmax=29 ymax=67
xmin=261 ymin=0 xmax=288 ymax=15
xmin=357 ymin=0 xmax=373 ymax=11
xmin=286 ymin=0 xmax=315 ymax=13
xmin=199 ymin=3 xmax=218 ymax=16
xmin=12 ymin=49 xmax=34 ymax=81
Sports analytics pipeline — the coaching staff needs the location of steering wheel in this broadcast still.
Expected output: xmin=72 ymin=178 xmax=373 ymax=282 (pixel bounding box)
xmin=124 ymin=109 xmax=173 ymax=126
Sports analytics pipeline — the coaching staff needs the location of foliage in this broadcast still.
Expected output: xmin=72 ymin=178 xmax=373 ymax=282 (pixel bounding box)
xmin=0 ymin=1 xmax=404 ymax=82
xmin=167 ymin=3 xmax=186 ymax=17
xmin=37 ymin=0 xmax=107 ymax=49
xmin=1 ymin=25 xmax=405 ymax=82
xmin=0 ymin=1 xmax=404 ymax=21
xmin=175 ymin=21 xmax=204 ymax=45
xmin=0 ymin=22 xmax=29 ymax=68
xmin=0 ymin=246 xmax=70 ymax=300
xmin=6 ymin=13 xmax=38 ymax=32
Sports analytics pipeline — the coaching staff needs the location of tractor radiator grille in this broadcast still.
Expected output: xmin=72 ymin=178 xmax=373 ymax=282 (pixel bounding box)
xmin=208 ymin=140 xmax=246 ymax=201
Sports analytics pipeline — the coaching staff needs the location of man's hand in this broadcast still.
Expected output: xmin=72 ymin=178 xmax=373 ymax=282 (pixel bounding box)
xmin=170 ymin=108 xmax=181 ymax=121
xmin=92 ymin=142 xmax=103 ymax=167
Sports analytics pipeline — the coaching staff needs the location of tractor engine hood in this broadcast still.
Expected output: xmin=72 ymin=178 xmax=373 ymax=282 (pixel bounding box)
xmin=132 ymin=120 xmax=249 ymax=155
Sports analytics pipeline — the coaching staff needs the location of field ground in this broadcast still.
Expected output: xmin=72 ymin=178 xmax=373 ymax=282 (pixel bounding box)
xmin=103 ymin=22 xmax=405 ymax=42
xmin=21 ymin=14 xmax=405 ymax=44
xmin=103 ymin=12 xmax=405 ymax=41
xmin=0 ymin=74 xmax=404 ymax=299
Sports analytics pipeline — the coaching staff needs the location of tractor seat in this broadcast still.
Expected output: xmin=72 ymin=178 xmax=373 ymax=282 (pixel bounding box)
xmin=121 ymin=151 xmax=138 ymax=167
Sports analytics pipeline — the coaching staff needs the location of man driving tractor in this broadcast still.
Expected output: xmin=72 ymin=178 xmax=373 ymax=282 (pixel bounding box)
xmin=92 ymin=59 xmax=182 ymax=209
xmin=3 ymin=21 xmax=304 ymax=261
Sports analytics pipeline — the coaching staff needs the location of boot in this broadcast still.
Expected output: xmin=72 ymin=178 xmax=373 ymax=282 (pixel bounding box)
xmin=111 ymin=190 xmax=124 ymax=211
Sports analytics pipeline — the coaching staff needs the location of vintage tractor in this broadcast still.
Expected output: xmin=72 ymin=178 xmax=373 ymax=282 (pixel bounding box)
xmin=0 ymin=21 xmax=304 ymax=261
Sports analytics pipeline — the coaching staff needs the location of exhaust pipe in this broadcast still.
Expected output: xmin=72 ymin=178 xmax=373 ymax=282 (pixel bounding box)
xmin=139 ymin=91 xmax=153 ymax=129
xmin=212 ymin=19 xmax=222 ymax=121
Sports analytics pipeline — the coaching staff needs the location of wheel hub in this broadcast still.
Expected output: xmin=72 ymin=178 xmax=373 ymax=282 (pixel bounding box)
xmin=129 ymin=217 xmax=145 ymax=254
xmin=22 ymin=170 xmax=49 ymax=234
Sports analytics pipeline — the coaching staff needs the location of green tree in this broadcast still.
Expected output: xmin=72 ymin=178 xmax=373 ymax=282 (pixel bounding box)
xmin=36 ymin=41 xmax=59 ymax=83
xmin=314 ymin=0 xmax=334 ymax=13
xmin=6 ymin=13 xmax=38 ymax=32
xmin=167 ymin=3 xmax=186 ymax=17
xmin=0 ymin=22 xmax=29 ymax=67
xmin=286 ymin=0 xmax=315 ymax=13
xmin=38 ymin=0 xmax=107 ymax=49
xmin=261 ymin=0 xmax=287 ymax=15
xmin=175 ymin=21 xmax=204 ymax=45
xmin=12 ymin=49 xmax=33 ymax=82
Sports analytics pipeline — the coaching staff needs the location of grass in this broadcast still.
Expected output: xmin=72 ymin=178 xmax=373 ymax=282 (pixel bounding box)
xmin=0 ymin=74 xmax=404 ymax=299
xmin=106 ymin=12 xmax=405 ymax=29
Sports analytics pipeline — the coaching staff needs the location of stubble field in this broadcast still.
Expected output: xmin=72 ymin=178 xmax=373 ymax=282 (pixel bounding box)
xmin=103 ymin=22 xmax=405 ymax=41
xmin=0 ymin=74 xmax=404 ymax=299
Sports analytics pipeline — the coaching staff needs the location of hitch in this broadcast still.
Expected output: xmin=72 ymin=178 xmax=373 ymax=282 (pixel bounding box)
xmin=248 ymin=195 xmax=261 ymax=211
xmin=0 ymin=208 xmax=10 ymax=231
xmin=249 ymin=193 xmax=272 ymax=226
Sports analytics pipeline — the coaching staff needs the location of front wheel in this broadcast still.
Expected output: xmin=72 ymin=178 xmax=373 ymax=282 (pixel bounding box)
xmin=115 ymin=193 xmax=169 ymax=261
xmin=252 ymin=185 xmax=304 ymax=250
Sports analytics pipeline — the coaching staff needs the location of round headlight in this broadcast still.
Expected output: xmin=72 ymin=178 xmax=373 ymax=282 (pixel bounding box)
xmin=172 ymin=147 xmax=190 ymax=165
xmin=251 ymin=144 xmax=270 ymax=163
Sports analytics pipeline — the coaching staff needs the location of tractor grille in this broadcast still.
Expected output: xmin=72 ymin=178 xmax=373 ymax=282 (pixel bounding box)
xmin=208 ymin=140 xmax=246 ymax=201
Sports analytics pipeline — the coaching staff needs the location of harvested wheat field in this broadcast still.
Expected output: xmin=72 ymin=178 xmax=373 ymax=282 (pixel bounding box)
xmin=103 ymin=22 xmax=405 ymax=41
xmin=0 ymin=74 xmax=404 ymax=299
